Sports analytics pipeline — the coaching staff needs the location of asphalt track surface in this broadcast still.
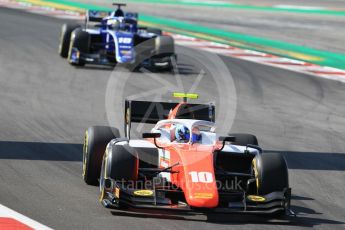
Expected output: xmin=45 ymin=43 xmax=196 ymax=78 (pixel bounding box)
xmin=82 ymin=0 xmax=345 ymax=53
xmin=0 ymin=7 xmax=345 ymax=230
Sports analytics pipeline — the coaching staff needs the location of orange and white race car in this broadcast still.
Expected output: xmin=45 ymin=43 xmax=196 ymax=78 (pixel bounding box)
xmin=82 ymin=93 xmax=293 ymax=216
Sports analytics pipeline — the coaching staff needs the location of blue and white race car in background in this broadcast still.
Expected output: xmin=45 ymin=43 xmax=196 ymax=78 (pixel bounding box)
xmin=59 ymin=3 xmax=176 ymax=71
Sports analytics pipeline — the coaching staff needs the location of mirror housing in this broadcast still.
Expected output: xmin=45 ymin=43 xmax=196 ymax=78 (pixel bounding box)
xmin=219 ymin=136 xmax=236 ymax=142
xmin=142 ymin=133 xmax=162 ymax=149
xmin=142 ymin=133 xmax=161 ymax=139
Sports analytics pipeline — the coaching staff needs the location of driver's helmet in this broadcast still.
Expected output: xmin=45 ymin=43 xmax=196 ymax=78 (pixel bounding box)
xmin=108 ymin=18 xmax=124 ymax=30
xmin=175 ymin=125 xmax=190 ymax=142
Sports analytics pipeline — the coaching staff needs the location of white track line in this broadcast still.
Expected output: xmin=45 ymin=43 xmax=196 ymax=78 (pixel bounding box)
xmin=0 ymin=204 xmax=52 ymax=230
xmin=169 ymin=33 xmax=345 ymax=81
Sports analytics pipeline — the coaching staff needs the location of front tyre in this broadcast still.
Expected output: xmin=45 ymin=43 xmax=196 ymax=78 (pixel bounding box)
xmin=58 ymin=23 xmax=80 ymax=58
xmin=253 ymin=152 xmax=289 ymax=195
xmin=101 ymin=143 xmax=138 ymax=182
xmin=154 ymin=35 xmax=175 ymax=60
xmin=68 ymin=29 xmax=90 ymax=66
xmin=99 ymin=142 xmax=139 ymax=208
xmin=83 ymin=126 xmax=120 ymax=185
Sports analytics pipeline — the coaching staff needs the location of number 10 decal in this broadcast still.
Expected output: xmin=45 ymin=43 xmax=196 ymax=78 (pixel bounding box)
xmin=189 ymin=171 xmax=213 ymax=183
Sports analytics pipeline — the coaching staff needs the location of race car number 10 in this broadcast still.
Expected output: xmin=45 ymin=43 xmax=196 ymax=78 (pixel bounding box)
xmin=189 ymin=171 xmax=213 ymax=183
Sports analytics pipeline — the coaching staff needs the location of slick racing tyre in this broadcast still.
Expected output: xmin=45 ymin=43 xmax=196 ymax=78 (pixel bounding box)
xmin=58 ymin=23 xmax=80 ymax=58
xmin=228 ymin=133 xmax=259 ymax=146
xmin=68 ymin=29 xmax=90 ymax=66
xmin=150 ymin=35 xmax=176 ymax=72
xmin=253 ymin=152 xmax=289 ymax=195
xmin=83 ymin=126 xmax=120 ymax=185
xmin=154 ymin=35 xmax=175 ymax=55
xmin=99 ymin=141 xmax=138 ymax=209
xmin=101 ymin=142 xmax=139 ymax=182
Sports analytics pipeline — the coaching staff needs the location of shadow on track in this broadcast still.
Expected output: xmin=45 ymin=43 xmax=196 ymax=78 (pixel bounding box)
xmin=109 ymin=194 xmax=343 ymax=227
xmin=0 ymin=141 xmax=82 ymax=161
xmin=110 ymin=206 xmax=344 ymax=227
xmin=174 ymin=64 xmax=201 ymax=75
xmin=266 ymin=150 xmax=345 ymax=171
xmin=206 ymin=213 xmax=344 ymax=227
xmin=70 ymin=65 xmax=199 ymax=76
xmin=1 ymin=143 xmax=343 ymax=169
xmin=74 ymin=65 xmax=115 ymax=71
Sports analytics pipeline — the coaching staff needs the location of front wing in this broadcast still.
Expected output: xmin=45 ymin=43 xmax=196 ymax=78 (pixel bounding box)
xmin=100 ymin=178 xmax=294 ymax=216
xmin=69 ymin=47 xmax=175 ymax=68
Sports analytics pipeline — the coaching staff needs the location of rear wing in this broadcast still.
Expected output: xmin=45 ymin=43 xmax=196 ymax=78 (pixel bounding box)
xmin=124 ymin=100 xmax=215 ymax=138
xmin=86 ymin=10 xmax=138 ymax=21
xmin=86 ymin=10 xmax=112 ymax=23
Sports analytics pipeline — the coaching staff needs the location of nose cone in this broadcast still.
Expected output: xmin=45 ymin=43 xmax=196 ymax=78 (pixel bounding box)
xmin=178 ymin=146 xmax=219 ymax=208
xmin=187 ymin=191 xmax=218 ymax=208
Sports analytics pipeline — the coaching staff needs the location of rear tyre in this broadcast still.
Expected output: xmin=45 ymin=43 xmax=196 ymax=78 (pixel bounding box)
xmin=59 ymin=23 xmax=80 ymax=58
xmin=68 ymin=29 xmax=90 ymax=66
xmin=253 ymin=152 xmax=289 ymax=195
xmin=228 ymin=133 xmax=258 ymax=146
xmin=83 ymin=126 xmax=120 ymax=185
